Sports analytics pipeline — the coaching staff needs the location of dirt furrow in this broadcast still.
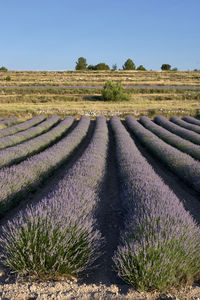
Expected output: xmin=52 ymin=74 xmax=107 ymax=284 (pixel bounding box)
xmin=84 ymin=121 xmax=125 ymax=287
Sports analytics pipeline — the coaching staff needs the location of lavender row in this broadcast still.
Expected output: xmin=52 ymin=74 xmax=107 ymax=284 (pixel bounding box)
xmin=0 ymin=116 xmax=108 ymax=279
xmin=0 ymin=115 xmax=46 ymax=138
xmin=170 ymin=116 xmax=200 ymax=134
xmin=154 ymin=115 xmax=200 ymax=145
xmin=140 ymin=116 xmax=200 ymax=161
xmin=0 ymin=116 xmax=60 ymax=150
xmin=126 ymin=116 xmax=200 ymax=193
xmin=182 ymin=116 xmax=200 ymax=126
xmin=0 ymin=116 xmax=18 ymax=127
xmin=0 ymin=116 xmax=90 ymax=215
xmin=0 ymin=117 xmax=74 ymax=168
xmin=110 ymin=116 xmax=200 ymax=291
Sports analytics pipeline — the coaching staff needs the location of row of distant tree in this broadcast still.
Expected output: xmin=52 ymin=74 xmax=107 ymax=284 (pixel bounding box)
xmin=75 ymin=57 xmax=147 ymax=71
xmin=0 ymin=63 xmax=199 ymax=72
xmin=75 ymin=57 xmax=179 ymax=71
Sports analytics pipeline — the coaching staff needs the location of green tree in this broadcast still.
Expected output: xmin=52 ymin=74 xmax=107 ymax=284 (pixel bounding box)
xmin=123 ymin=59 xmax=136 ymax=70
xmin=101 ymin=80 xmax=130 ymax=102
xmin=0 ymin=66 xmax=8 ymax=72
xmin=75 ymin=57 xmax=87 ymax=70
xmin=95 ymin=63 xmax=110 ymax=70
xmin=137 ymin=65 xmax=146 ymax=71
xmin=161 ymin=64 xmax=171 ymax=71
xmin=87 ymin=65 xmax=96 ymax=70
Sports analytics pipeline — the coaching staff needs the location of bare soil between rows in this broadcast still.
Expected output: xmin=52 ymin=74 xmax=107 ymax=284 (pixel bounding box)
xmin=1 ymin=120 xmax=200 ymax=299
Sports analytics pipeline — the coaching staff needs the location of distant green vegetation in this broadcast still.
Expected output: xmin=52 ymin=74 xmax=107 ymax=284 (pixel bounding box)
xmin=0 ymin=66 xmax=8 ymax=72
xmin=122 ymin=58 xmax=136 ymax=70
xmin=101 ymin=80 xmax=131 ymax=101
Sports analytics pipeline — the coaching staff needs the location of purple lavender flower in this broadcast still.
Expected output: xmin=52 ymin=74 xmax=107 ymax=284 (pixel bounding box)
xmin=170 ymin=116 xmax=200 ymax=134
xmin=140 ymin=116 xmax=200 ymax=161
xmin=111 ymin=116 xmax=200 ymax=291
xmin=0 ymin=116 xmax=90 ymax=216
xmin=126 ymin=115 xmax=200 ymax=193
xmin=0 ymin=116 xmax=108 ymax=279
xmin=0 ymin=115 xmax=46 ymax=138
xmin=0 ymin=116 xmax=74 ymax=168
xmin=0 ymin=116 xmax=60 ymax=149
xmin=154 ymin=115 xmax=200 ymax=145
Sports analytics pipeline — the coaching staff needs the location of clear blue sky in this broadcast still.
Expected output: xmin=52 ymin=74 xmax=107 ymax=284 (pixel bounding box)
xmin=0 ymin=0 xmax=199 ymax=71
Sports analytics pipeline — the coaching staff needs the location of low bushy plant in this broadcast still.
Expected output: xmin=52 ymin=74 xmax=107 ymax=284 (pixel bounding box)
xmin=111 ymin=116 xmax=200 ymax=292
xmin=0 ymin=206 xmax=101 ymax=279
xmin=101 ymin=80 xmax=130 ymax=102
xmin=5 ymin=76 xmax=11 ymax=81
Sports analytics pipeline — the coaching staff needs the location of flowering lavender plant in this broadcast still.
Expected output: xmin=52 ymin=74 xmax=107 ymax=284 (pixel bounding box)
xmin=0 ymin=116 xmax=108 ymax=279
xmin=0 ymin=115 xmax=46 ymax=138
xmin=126 ymin=115 xmax=200 ymax=193
xmin=182 ymin=116 xmax=200 ymax=126
xmin=170 ymin=116 xmax=200 ymax=134
xmin=154 ymin=115 xmax=200 ymax=145
xmin=111 ymin=116 xmax=200 ymax=291
xmin=140 ymin=116 xmax=200 ymax=161
xmin=0 ymin=116 xmax=60 ymax=150
xmin=0 ymin=116 xmax=74 ymax=168
xmin=0 ymin=116 xmax=90 ymax=216
xmin=0 ymin=116 xmax=18 ymax=127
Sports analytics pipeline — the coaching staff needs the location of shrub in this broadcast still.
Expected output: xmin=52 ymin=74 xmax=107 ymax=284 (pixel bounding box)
xmin=95 ymin=63 xmax=110 ymax=70
xmin=87 ymin=65 xmax=96 ymax=70
xmin=0 ymin=66 xmax=8 ymax=72
xmin=101 ymin=81 xmax=131 ymax=102
xmin=5 ymin=76 xmax=11 ymax=81
xmin=161 ymin=64 xmax=171 ymax=70
xmin=123 ymin=59 xmax=136 ymax=70
xmin=87 ymin=63 xmax=110 ymax=70
xmin=137 ymin=65 xmax=146 ymax=71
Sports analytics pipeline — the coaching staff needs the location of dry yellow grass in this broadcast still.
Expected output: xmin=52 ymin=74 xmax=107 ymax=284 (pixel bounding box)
xmin=0 ymin=70 xmax=200 ymax=87
xmin=0 ymin=70 xmax=199 ymax=119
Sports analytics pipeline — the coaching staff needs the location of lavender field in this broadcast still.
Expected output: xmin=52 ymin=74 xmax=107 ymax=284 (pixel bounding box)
xmin=0 ymin=114 xmax=200 ymax=293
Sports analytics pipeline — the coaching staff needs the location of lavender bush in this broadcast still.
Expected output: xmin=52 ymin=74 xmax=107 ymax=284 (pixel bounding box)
xmin=170 ymin=116 xmax=200 ymax=134
xmin=182 ymin=116 xmax=200 ymax=126
xmin=0 ymin=116 xmax=108 ymax=279
xmin=0 ymin=117 xmax=74 ymax=168
xmin=0 ymin=116 xmax=60 ymax=150
xmin=111 ymin=116 xmax=200 ymax=291
xmin=0 ymin=115 xmax=46 ymax=138
xmin=0 ymin=116 xmax=90 ymax=216
xmin=154 ymin=115 xmax=200 ymax=145
xmin=140 ymin=116 xmax=200 ymax=161
xmin=126 ymin=115 xmax=200 ymax=193
xmin=0 ymin=116 xmax=18 ymax=127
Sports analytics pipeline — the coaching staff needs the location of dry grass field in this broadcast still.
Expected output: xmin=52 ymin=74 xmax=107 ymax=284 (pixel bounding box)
xmin=0 ymin=70 xmax=200 ymax=120
xmin=1 ymin=70 xmax=200 ymax=87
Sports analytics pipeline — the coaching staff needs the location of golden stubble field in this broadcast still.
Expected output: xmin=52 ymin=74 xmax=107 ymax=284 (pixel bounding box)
xmin=0 ymin=70 xmax=200 ymax=121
